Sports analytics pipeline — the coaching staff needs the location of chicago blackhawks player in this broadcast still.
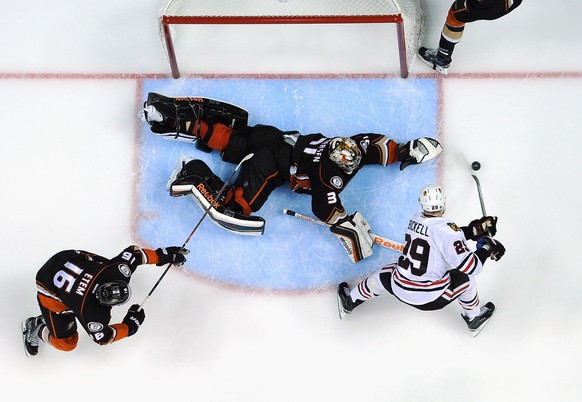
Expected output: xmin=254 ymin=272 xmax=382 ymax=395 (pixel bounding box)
xmin=337 ymin=184 xmax=505 ymax=336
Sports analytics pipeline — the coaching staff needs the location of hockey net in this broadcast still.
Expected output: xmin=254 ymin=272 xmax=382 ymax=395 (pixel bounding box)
xmin=158 ymin=0 xmax=425 ymax=79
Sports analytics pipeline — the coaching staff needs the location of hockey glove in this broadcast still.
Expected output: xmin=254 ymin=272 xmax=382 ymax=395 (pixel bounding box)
xmin=397 ymin=137 xmax=443 ymax=170
xmin=330 ymin=212 xmax=374 ymax=263
xmin=476 ymin=236 xmax=506 ymax=261
xmin=467 ymin=216 xmax=498 ymax=240
xmin=155 ymin=247 xmax=189 ymax=266
xmin=122 ymin=304 xmax=145 ymax=337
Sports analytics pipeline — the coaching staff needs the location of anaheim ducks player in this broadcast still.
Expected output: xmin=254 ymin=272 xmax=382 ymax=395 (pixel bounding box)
xmin=22 ymin=244 xmax=188 ymax=357
xmin=139 ymin=93 xmax=442 ymax=263
xmin=337 ymin=185 xmax=505 ymax=336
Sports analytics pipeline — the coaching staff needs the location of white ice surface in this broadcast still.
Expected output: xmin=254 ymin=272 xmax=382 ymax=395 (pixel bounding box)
xmin=1 ymin=1 xmax=581 ymax=401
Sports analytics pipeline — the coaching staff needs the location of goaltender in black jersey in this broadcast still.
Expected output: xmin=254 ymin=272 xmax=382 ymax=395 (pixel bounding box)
xmin=139 ymin=93 xmax=442 ymax=263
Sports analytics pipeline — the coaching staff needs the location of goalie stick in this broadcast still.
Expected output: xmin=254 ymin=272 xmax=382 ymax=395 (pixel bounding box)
xmin=283 ymin=209 xmax=404 ymax=252
xmin=139 ymin=153 xmax=254 ymax=310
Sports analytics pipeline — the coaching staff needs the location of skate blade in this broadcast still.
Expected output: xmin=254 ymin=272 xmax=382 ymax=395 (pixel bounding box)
xmin=418 ymin=56 xmax=449 ymax=76
xmin=337 ymin=293 xmax=347 ymax=320
xmin=21 ymin=320 xmax=34 ymax=358
xmin=470 ymin=315 xmax=494 ymax=337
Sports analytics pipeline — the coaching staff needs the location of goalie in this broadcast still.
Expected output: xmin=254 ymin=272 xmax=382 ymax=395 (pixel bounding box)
xmin=139 ymin=93 xmax=443 ymax=263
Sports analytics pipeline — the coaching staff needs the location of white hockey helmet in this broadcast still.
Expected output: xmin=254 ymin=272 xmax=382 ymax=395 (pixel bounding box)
xmin=419 ymin=184 xmax=446 ymax=214
xmin=328 ymin=137 xmax=362 ymax=174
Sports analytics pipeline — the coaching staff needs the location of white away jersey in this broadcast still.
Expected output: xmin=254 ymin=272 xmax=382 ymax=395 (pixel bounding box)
xmin=391 ymin=212 xmax=484 ymax=305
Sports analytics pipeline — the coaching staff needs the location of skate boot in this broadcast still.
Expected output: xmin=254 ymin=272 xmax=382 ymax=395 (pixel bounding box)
xmin=138 ymin=104 xmax=164 ymax=123
xmin=167 ymin=156 xmax=196 ymax=196
xmin=337 ymin=282 xmax=363 ymax=319
xmin=462 ymin=302 xmax=495 ymax=337
xmin=418 ymin=47 xmax=451 ymax=75
xmin=22 ymin=315 xmax=45 ymax=357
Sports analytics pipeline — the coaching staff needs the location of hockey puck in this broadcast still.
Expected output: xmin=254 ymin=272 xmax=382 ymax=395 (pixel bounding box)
xmin=471 ymin=161 xmax=481 ymax=171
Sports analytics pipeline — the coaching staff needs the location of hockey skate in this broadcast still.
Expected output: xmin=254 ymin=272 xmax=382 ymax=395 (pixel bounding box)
xmin=462 ymin=302 xmax=495 ymax=337
xmin=337 ymin=282 xmax=363 ymax=319
xmin=138 ymin=104 xmax=164 ymax=123
xmin=166 ymin=155 xmax=195 ymax=196
xmin=22 ymin=315 xmax=44 ymax=357
xmin=418 ymin=47 xmax=451 ymax=76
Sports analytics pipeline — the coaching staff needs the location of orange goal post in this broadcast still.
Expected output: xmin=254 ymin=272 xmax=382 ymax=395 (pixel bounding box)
xmin=158 ymin=0 xmax=425 ymax=79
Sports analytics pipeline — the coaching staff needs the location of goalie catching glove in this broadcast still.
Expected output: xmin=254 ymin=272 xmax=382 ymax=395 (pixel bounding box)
xmin=476 ymin=236 xmax=506 ymax=261
xmin=397 ymin=137 xmax=443 ymax=170
xmin=155 ymin=247 xmax=189 ymax=266
xmin=465 ymin=216 xmax=498 ymax=240
xmin=330 ymin=212 xmax=374 ymax=263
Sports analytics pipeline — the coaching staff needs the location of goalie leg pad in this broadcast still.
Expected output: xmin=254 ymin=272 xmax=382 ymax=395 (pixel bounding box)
xmin=168 ymin=158 xmax=224 ymax=197
xmin=330 ymin=212 xmax=374 ymax=263
xmin=144 ymin=92 xmax=249 ymax=153
xmin=145 ymin=92 xmax=249 ymax=130
xmin=168 ymin=158 xmax=265 ymax=236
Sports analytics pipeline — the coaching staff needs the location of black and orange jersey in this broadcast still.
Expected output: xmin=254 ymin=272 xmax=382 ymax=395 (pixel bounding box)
xmin=35 ymin=246 xmax=157 ymax=344
xmin=292 ymin=133 xmax=400 ymax=225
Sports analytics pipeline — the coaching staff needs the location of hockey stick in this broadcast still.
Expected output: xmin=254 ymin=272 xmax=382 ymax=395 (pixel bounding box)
xmin=471 ymin=173 xmax=487 ymax=216
xmin=282 ymin=209 xmax=404 ymax=252
xmin=139 ymin=153 xmax=254 ymax=310
xmin=471 ymin=165 xmax=500 ymax=238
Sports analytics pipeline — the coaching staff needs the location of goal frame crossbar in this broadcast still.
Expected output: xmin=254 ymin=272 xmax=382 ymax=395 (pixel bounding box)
xmin=160 ymin=14 xmax=409 ymax=79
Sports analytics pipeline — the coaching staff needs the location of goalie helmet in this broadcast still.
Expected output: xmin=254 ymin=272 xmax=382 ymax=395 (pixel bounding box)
xmin=328 ymin=137 xmax=362 ymax=174
xmin=419 ymin=184 xmax=446 ymax=214
xmin=95 ymin=280 xmax=131 ymax=307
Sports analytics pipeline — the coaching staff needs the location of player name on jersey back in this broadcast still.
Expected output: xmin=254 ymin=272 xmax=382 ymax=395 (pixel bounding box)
xmin=408 ymin=220 xmax=429 ymax=237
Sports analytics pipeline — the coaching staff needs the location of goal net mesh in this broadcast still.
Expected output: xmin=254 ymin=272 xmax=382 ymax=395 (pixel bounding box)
xmin=158 ymin=0 xmax=425 ymax=78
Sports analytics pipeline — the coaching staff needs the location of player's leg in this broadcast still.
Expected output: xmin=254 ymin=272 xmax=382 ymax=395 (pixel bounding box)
xmin=226 ymin=125 xmax=294 ymax=213
xmin=418 ymin=0 xmax=468 ymax=75
xmin=24 ymin=295 xmax=79 ymax=356
xmin=337 ymin=264 xmax=396 ymax=318
xmin=168 ymin=158 xmax=265 ymax=235
xmin=452 ymin=271 xmax=495 ymax=336
xmin=139 ymin=92 xmax=247 ymax=152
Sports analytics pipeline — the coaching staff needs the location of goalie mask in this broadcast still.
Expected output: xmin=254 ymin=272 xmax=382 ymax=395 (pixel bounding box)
xmin=419 ymin=184 xmax=446 ymax=214
xmin=328 ymin=137 xmax=362 ymax=174
xmin=95 ymin=280 xmax=131 ymax=307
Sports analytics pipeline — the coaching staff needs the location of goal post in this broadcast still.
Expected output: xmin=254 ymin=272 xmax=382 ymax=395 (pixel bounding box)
xmin=158 ymin=0 xmax=425 ymax=79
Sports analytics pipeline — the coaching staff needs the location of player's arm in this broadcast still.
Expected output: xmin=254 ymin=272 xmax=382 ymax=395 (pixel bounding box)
xmin=461 ymin=216 xmax=498 ymax=240
xmin=352 ymin=133 xmax=442 ymax=170
xmin=439 ymin=225 xmax=487 ymax=276
xmin=351 ymin=134 xmax=399 ymax=166
xmin=443 ymin=229 xmax=504 ymax=277
xmin=110 ymin=304 xmax=146 ymax=342
xmin=86 ymin=305 xmax=146 ymax=345
xmin=111 ymin=245 xmax=189 ymax=271
xmin=309 ymin=179 xmax=347 ymax=225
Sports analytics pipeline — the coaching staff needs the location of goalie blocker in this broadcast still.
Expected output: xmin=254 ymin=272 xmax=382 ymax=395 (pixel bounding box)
xmin=168 ymin=157 xmax=265 ymax=236
xmin=330 ymin=212 xmax=374 ymax=263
